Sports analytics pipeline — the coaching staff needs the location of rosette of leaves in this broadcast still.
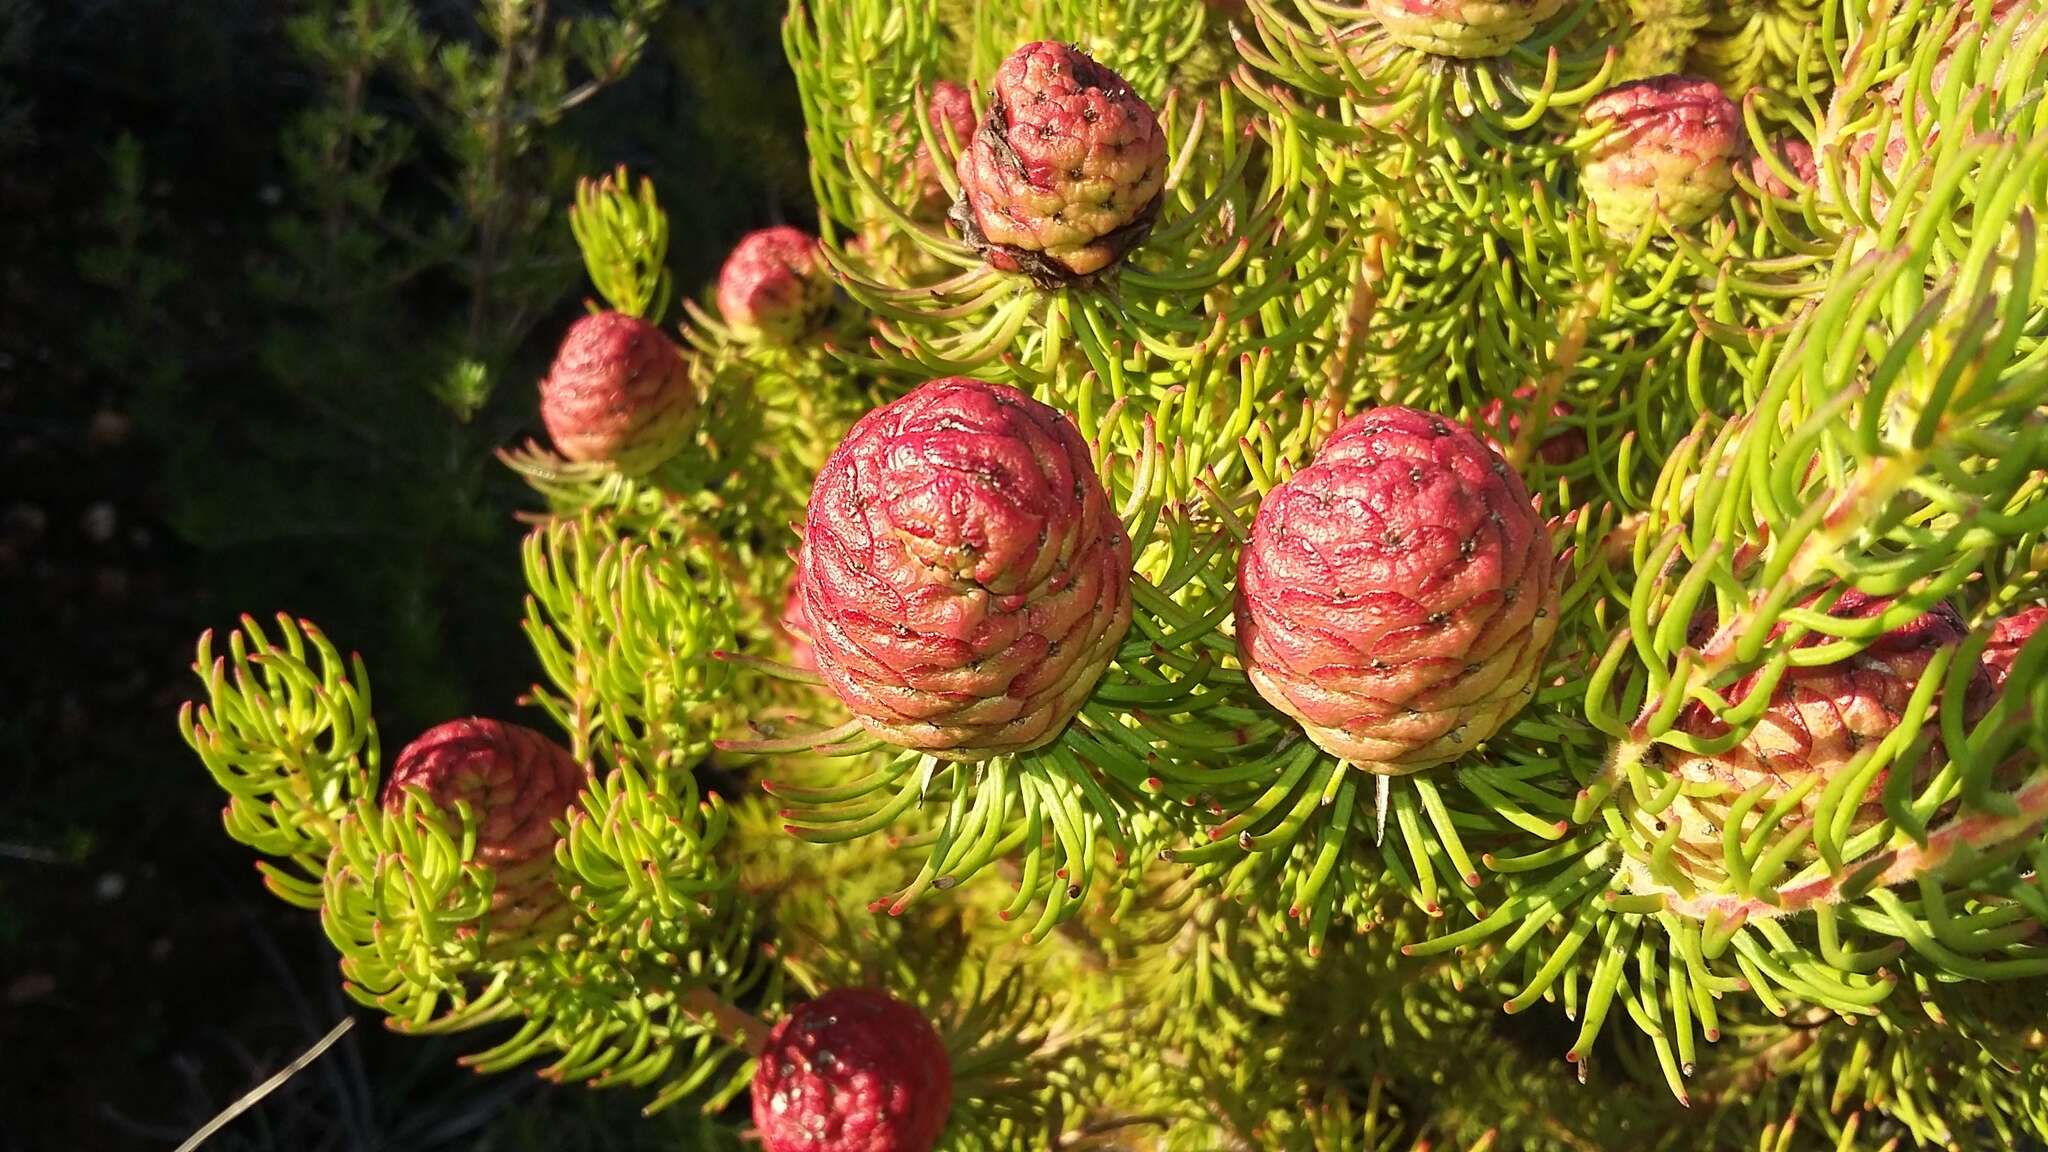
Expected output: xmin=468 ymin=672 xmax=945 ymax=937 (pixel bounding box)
xmin=570 ymin=165 xmax=676 ymax=325
xmin=1237 ymin=2 xmax=1794 ymax=513
xmin=181 ymin=615 xmax=378 ymax=908
xmin=1603 ymin=0 xmax=1711 ymax=79
xmin=183 ymin=620 xmax=509 ymax=1028
xmin=417 ymin=741 xmax=771 ymax=1115
xmin=1234 ymin=0 xmax=1620 ymax=149
xmin=1232 ymin=0 xmax=1617 ymax=297
xmin=1405 ymin=126 xmax=2048 ymax=1106
xmin=521 ymin=511 xmax=747 ymax=763
xmin=1688 ymin=0 xmax=1842 ymax=101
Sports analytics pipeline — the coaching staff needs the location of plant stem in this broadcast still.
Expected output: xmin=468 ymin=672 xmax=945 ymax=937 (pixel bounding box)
xmin=681 ymin=985 xmax=771 ymax=1056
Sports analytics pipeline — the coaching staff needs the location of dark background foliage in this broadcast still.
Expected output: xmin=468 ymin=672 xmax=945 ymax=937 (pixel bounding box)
xmin=0 ymin=2 xmax=804 ymax=1146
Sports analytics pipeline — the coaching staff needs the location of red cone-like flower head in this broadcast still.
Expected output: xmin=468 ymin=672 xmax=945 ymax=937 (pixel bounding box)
xmin=1984 ymin=605 xmax=2047 ymax=692
xmin=751 ymin=988 xmax=953 ymax=1152
xmin=539 ymin=311 xmax=695 ymax=474
xmin=1668 ymin=593 xmax=1971 ymax=790
xmin=798 ymin=377 xmax=1132 ymax=759
xmin=1367 ymin=0 xmax=1569 ymax=59
xmin=718 ymin=226 xmax=834 ymax=346
xmin=1236 ymin=406 xmax=1558 ymax=773
xmin=1580 ymin=75 xmax=1742 ymax=237
xmin=953 ymin=42 xmax=1167 ymax=285
xmin=1473 ymin=386 xmax=1586 ymax=466
xmin=1637 ymin=593 xmax=1981 ymax=893
xmin=382 ymin=718 xmax=586 ymax=930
